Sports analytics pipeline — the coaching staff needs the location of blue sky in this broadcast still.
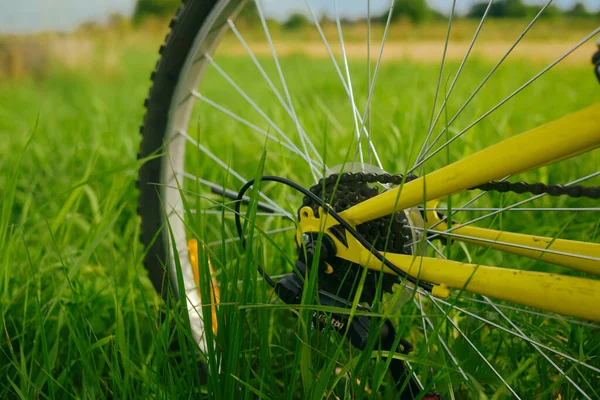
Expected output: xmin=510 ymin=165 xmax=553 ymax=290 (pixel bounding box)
xmin=1 ymin=0 xmax=598 ymax=34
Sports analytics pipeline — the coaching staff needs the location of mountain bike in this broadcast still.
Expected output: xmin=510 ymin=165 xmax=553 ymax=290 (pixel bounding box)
xmin=137 ymin=1 xmax=600 ymax=398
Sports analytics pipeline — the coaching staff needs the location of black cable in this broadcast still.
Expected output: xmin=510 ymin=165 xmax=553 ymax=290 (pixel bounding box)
xmin=234 ymin=178 xmax=277 ymax=289
xmin=234 ymin=175 xmax=434 ymax=293
xmin=211 ymin=186 xmax=278 ymax=213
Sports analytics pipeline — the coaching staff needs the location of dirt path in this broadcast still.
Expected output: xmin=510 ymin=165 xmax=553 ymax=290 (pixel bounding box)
xmin=219 ymin=40 xmax=596 ymax=65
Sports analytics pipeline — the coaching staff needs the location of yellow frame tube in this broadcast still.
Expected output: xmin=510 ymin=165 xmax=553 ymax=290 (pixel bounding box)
xmin=430 ymin=221 xmax=600 ymax=275
xmin=371 ymin=255 xmax=600 ymax=322
xmin=297 ymin=207 xmax=600 ymax=322
xmin=297 ymin=105 xmax=600 ymax=322
xmin=340 ymin=103 xmax=600 ymax=226
xmin=424 ymin=205 xmax=600 ymax=275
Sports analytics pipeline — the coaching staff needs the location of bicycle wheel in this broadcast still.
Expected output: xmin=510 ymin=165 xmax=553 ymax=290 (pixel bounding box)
xmin=138 ymin=1 xmax=600 ymax=398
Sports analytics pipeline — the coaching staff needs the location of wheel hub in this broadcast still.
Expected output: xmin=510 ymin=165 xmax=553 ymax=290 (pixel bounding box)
xmin=297 ymin=163 xmax=424 ymax=304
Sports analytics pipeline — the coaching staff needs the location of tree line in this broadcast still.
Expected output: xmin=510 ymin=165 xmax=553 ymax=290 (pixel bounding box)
xmin=134 ymin=0 xmax=599 ymax=26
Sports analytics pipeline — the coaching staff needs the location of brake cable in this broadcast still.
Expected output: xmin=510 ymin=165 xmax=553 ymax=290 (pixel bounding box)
xmin=234 ymin=175 xmax=435 ymax=292
xmin=214 ymin=46 xmax=600 ymax=400
xmin=233 ymin=175 xmax=441 ymax=399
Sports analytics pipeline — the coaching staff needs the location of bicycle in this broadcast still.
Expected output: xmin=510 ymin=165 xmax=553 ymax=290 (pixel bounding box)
xmin=138 ymin=1 xmax=600 ymax=398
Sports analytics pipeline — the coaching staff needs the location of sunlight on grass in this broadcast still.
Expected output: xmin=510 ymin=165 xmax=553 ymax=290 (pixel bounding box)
xmin=1 ymin=24 xmax=599 ymax=398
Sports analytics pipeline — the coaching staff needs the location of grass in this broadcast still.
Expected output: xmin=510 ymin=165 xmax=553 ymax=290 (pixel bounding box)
xmin=1 ymin=25 xmax=600 ymax=399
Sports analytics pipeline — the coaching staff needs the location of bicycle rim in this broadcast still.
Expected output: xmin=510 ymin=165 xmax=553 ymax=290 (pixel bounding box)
xmin=138 ymin=0 xmax=600 ymax=397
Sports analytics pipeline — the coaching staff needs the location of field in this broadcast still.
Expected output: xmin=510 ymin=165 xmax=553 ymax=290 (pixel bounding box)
xmin=1 ymin=18 xmax=600 ymax=399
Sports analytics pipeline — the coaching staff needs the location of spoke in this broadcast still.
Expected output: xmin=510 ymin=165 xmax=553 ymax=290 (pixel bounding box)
xmin=191 ymin=92 xmax=322 ymax=171
xmin=358 ymin=0 xmax=395 ymax=170
xmin=425 ymin=171 xmax=600 ymax=242
xmin=357 ymin=249 xmax=600 ymax=321
xmin=428 ymin=240 xmax=446 ymax=259
xmin=415 ymin=295 xmax=435 ymax=386
xmin=343 ymin=105 xmax=600 ymax=226
xmin=415 ymin=0 xmax=493 ymax=164
xmin=483 ymin=296 xmax=591 ymax=399
xmin=425 ymin=180 xmax=507 ymax=232
xmin=178 ymin=131 xmax=292 ymax=218
xmin=367 ymin=0 xmax=372 ymax=165
xmin=461 ymin=297 xmax=600 ymax=329
xmin=427 ymin=294 xmax=600 ymax=374
xmin=413 ymin=259 xmax=463 ymax=387
xmin=203 ymin=54 xmax=320 ymax=179
xmin=333 ymin=0 xmax=364 ymax=167
xmin=191 ymin=210 xmax=287 ymax=217
xmin=404 ymin=363 xmax=425 ymax=392
xmin=426 ymin=297 xmax=522 ymax=398
xmin=412 ymin=26 xmax=600 ymax=173
xmin=253 ymin=1 xmax=324 ymax=178
xmin=237 ymin=273 xmax=290 ymax=287
xmin=415 ymin=226 xmax=600 ymax=265
xmin=431 ymin=250 xmax=591 ymax=398
xmin=417 ymin=0 xmax=457 ymax=172
xmin=413 ymin=296 xmax=470 ymax=382
xmin=226 ymin=18 xmax=325 ymax=177
xmin=412 ymin=0 xmax=554 ymax=169
xmin=426 ymin=207 xmax=600 ymax=212
xmin=304 ymin=0 xmax=381 ymax=166
xmin=206 ymin=226 xmax=295 ymax=247
xmin=174 ymin=170 xmax=283 ymax=215
xmin=313 ymin=95 xmax=346 ymax=133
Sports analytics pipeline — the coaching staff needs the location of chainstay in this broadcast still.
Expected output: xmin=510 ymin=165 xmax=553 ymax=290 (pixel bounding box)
xmin=316 ymin=172 xmax=600 ymax=199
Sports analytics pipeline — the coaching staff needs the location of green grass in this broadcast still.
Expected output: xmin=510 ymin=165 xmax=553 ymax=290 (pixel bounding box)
xmin=1 ymin=33 xmax=600 ymax=400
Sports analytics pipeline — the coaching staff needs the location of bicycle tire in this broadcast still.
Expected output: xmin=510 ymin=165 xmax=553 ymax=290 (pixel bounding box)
xmin=138 ymin=0 xmax=218 ymax=299
xmin=137 ymin=1 xmax=600 ymax=398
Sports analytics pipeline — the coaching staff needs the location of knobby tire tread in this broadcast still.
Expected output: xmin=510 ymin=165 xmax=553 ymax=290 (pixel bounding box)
xmin=138 ymin=0 xmax=219 ymax=299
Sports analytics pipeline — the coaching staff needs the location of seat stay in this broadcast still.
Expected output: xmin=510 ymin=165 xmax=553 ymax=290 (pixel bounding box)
xmin=297 ymin=206 xmax=600 ymax=322
xmin=340 ymin=103 xmax=600 ymax=226
xmin=424 ymin=203 xmax=600 ymax=275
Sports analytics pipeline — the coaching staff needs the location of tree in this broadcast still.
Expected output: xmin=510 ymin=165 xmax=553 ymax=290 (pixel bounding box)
xmin=133 ymin=0 xmax=179 ymax=22
xmin=537 ymin=4 xmax=561 ymax=19
xmin=467 ymin=0 xmax=554 ymax=19
xmin=504 ymin=0 xmax=528 ymax=18
xmin=467 ymin=2 xmax=496 ymax=19
xmin=134 ymin=0 xmax=264 ymax=24
xmin=282 ymin=13 xmax=309 ymax=31
xmin=236 ymin=2 xmax=262 ymax=25
xmin=386 ymin=0 xmax=432 ymax=24
xmin=566 ymin=2 xmax=591 ymax=18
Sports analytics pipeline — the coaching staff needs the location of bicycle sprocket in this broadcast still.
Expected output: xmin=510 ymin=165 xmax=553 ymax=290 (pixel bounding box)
xmin=298 ymin=169 xmax=418 ymax=304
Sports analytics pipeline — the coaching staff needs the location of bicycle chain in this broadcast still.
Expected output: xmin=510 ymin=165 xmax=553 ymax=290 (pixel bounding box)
xmin=301 ymin=174 xmax=412 ymax=304
xmin=300 ymin=172 xmax=597 ymax=304
xmin=318 ymin=172 xmax=600 ymax=199
xmin=475 ymin=180 xmax=600 ymax=199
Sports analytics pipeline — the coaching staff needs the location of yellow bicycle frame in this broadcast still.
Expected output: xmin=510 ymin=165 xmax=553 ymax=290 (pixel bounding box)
xmin=297 ymin=103 xmax=600 ymax=322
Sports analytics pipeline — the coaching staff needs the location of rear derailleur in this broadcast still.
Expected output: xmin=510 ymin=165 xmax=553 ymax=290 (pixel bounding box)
xmin=274 ymin=236 xmax=442 ymax=400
